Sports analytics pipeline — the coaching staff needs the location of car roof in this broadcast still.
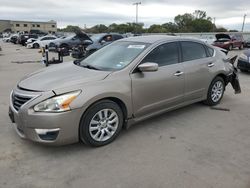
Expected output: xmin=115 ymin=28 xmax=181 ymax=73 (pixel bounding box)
xmin=120 ymin=35 xmax=205 ymax=44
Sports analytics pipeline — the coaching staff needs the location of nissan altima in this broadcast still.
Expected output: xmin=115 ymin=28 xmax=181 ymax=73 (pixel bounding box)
xmin=9 ymin=35 xmax=241 ymax=147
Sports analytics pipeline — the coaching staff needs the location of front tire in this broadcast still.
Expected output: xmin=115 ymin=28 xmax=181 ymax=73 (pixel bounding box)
xmin=228 ymin=45 xmax=233 ymax=51
xmin=79 ymin=100 xmax=124 ymax=147
xmin=33 ymin=43 xmax=40 ymax=48
xmin=204 ymin=77 xmax=225 ymax=106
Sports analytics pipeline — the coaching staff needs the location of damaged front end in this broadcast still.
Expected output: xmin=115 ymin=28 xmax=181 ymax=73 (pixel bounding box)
xmin=227 ymin=55 xmax=241 ymax=94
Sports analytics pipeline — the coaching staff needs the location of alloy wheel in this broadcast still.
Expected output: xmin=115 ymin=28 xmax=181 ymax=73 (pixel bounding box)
xmin=89 ymin=109 xmax=119 ymax=142
xmin=211 ymin=80 xmax=224 ymax=103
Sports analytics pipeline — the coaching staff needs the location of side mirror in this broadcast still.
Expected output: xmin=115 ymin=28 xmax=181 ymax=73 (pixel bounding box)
xmin=138 ymin=62 xmax=158 ymax=72
xmin=82 ymin=40 xmax=93 ymax=45
xmin=100 ymin=40 xmax=106 ymax=45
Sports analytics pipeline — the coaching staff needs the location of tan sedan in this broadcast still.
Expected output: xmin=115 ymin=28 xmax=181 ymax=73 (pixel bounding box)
xmin=9 ymin=35 xmax=240 ymax=146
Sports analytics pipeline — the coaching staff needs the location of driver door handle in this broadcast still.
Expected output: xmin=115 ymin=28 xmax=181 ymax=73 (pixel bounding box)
xmin=208 ymin=62 xmax=215 ymax=67
xmin=174 ymin=71 xmax=184 ymax=76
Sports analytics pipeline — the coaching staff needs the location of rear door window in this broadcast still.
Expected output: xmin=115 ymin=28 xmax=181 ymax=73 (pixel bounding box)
xmin=181 ymin=41 xmax=207 ymax=61
xmin=141 ymin=42 xmax=179 ymax=66
xmin=113 ymin=35 xmax=123 ymax=40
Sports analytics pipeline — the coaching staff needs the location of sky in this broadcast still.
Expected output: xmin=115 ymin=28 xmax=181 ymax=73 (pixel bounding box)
xmin=0 ymin=0 xmax=250 ymax=31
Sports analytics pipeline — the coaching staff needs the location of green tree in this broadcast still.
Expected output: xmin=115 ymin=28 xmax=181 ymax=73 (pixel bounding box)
xmin=191 ymin=19 xmax=214 ymax=32
xmin=215 ymin=27 xmax=228 ymax=32
xmin=193 ymin=10 xmax=207 ymax=19
xmin=162 ymin=22 xmax=179 ymax=33
xmin=89 ymin=24 xmax=108 ymax=33
xmin=147 ymin=24 xmax=166 ymax=33
xmin=58 ymin=25 xmax=81 ymax=32
xmin=174 ymin=13 xmax=194 ymax=32
xmin=174 ymin=10 xmax=214 ymax=32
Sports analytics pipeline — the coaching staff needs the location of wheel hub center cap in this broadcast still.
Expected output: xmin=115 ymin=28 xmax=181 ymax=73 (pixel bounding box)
xmin=100 ymin=119 xmax=108 ymax=128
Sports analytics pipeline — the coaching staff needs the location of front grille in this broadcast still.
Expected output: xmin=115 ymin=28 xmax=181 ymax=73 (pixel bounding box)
xmin=12 ymin=93 xmax=32 ymax=111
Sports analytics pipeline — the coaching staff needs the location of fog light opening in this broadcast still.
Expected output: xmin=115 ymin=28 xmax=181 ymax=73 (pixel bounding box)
xmin=35 ymin=128 xmax=60 ymax=141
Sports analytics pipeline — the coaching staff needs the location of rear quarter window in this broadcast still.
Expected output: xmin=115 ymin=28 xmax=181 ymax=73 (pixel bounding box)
xmin=207 ymin=47 xmax=214 ymax=57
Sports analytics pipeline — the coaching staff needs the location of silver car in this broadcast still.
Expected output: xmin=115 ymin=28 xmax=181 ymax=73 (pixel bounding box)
xmin=9 ymin=35 xmax=241 ymax=147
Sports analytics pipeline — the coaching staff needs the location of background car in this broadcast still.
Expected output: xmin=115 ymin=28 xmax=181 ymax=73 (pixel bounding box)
xmin=48 ymin=33 xmax=92 ymax=50
xmin=212 ymin=33 xmax=244 ymax=50
xmin=25 ymin=38 xmax=37 ymax=46
xmin=17 ymin=34 xmax=38 ymax=46
xmin=27 ymin=35 xmax=57 ymax=48
xmin=10 ymin=35 xmax=18 ymax=44
xmin=244 ymin=38 xmax=250 ymax=48
xmin=85 ymin=33 xmax=124 ymax=55
xmin=237 ymin=49 xmax=250 ymax=72
xmin=71 ymin=33 xmax=124 ymax=58
xmin=3 ymin=36 xmax=11 ymax=42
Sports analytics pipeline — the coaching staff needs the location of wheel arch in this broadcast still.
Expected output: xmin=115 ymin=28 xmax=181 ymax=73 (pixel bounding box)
xmin=33 ymin=42 xmax=39 ymax=47
xmin=215 ymin=73 xmax=228 ymax=85
xmin=60 ymin=43 xmax=69 ymax=48
xmin=79 ymin=96 xmax=129 ymax=128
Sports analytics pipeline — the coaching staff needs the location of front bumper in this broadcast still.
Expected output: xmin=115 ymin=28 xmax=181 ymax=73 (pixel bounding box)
xmin=8 ymin=87 xmax=82 ymax=146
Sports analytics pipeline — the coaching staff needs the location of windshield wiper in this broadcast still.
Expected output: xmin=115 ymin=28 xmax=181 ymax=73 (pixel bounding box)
xmin=82 ymin=64 xmax=100 ymax=70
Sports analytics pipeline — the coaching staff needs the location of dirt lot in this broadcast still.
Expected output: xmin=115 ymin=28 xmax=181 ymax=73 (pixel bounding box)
xmin=0 ymin=40 xmax=250 ymax=188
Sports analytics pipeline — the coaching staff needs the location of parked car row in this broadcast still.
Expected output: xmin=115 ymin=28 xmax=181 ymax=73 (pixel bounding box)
xmin=2 ymin=31 xmax=126 ymax=60
xmin=48 ymin=32 xmax=125 ymax=58
xmin=3 ymin=33 xmax=41 ymax=46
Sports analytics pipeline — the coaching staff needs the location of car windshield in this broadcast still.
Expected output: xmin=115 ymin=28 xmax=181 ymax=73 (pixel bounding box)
xmin=80 ymin=41 xmax=149 ymax=71
xmin=90 ymin=34 xmax=105 ymax=42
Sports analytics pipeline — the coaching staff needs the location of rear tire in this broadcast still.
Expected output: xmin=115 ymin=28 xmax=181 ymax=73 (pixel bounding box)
xmin=204 ymin=77 xmax=225 ymax=106
xmin=239 ymin=43 xmax=244 ymax=50
xmin=79 ymin=100 xmax=124 ymax=147
xmin=60 ymin=44 xmax=69 ymax=50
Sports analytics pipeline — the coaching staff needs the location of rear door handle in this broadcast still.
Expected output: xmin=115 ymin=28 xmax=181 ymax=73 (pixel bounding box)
xmin=208 ymin=62 xmax=215 ymax=67
xmin=174 ymin=71 xmax=184 ymax=76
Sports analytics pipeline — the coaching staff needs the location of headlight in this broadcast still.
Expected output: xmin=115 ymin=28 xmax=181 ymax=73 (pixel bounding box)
xmin=224 ymin=41 xmax=230 ymax=44
xmin=239 ymin=53 xmax=248 ymax=61
xmin=34 ymin=90 xmax=81 ymax=112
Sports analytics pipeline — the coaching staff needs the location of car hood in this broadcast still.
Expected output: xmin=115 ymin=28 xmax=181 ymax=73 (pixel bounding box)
xmin=215 ymin=34 xmax=231 ymax=40
xmin=18 ymin=62 xmax=111 ymax=91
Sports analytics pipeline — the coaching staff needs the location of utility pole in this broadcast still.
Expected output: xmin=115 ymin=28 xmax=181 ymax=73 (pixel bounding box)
xmin=242 ymin=14 xmax=247 ymax=32
xmin=213 ymin=17 xmax=216 ymax=32
xmin=133 ymin=2 xmax=141 ymax=24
